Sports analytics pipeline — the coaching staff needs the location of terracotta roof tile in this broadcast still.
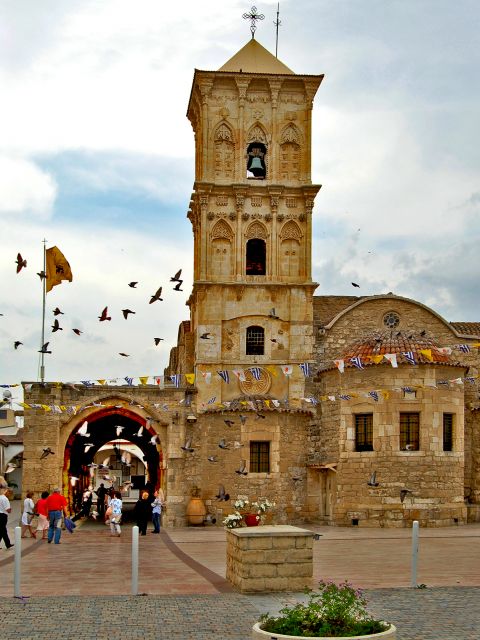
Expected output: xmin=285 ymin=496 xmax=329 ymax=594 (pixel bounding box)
xmin=450 ymin=322 xmax=480 ymax=336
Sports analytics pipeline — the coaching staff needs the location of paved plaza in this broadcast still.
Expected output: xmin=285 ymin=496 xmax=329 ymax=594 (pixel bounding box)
xmin=1 ymin=502 xmax=480 ymax=639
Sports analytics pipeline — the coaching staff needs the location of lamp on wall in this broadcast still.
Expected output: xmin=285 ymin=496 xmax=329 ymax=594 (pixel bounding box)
xmin=186 ymin=414 xmax=197 ymax=424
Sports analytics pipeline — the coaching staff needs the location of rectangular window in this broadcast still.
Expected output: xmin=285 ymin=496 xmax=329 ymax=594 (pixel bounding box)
xmin=0 ymin=409 xmax=7 ymax=420
xmin=355 ymin=414 xmax=373 ymax=451
xmin=400 ymin=413 xmax=420 ymax=450
xmin=250 ymin=441 xmax=270 ymax=473
xmin=443 ymin=413 xmax=454 ymax=451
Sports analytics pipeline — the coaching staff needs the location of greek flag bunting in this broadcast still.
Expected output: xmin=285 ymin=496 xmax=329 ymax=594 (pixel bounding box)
xmin=250 ymin=367 xmax=261 ymax=381
xmin=299 ymin=362 xmax=311 ymax=377
xmin=81 ymin=380 xmax=94 ymax=387
xmin=207 ymin=396 xmax=217 ymax=404
xmin=124 ymin=377 xmax=133 ymax=386
xmin=368 ymin=390 xmax=379 ymax=402
xmin=339 ymin=394 xmax=352 ymax=400
xmin=170 ymin=374 xmax=181 ymax=388
xmin=349 ymin=356 xmax=364 ymax=370
xmin=402 ymin=351 xmax=416 ymax=365
xmin=218 ymin=370 xmax=230 ymax=383
xmin=458 ymin=344 xmax=471 ymax=353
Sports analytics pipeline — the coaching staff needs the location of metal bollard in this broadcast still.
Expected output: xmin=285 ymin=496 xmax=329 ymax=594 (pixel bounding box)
xmin=411 ymin=520 xmax=419 ymax=588
xmin=14 ymin=526 xmax=22 ymax=598
xmin=131 ymin=525 xmax=139 ymax=595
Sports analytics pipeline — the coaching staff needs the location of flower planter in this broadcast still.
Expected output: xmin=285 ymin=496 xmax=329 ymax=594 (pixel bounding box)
xmin=244 ymin=513 xmax=259 ymax=526
xmin=252 ymin=622 xmax=396 ymax=639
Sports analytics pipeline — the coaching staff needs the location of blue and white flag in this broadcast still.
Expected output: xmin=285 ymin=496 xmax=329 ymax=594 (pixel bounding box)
xmin=402 ymin=387 xmax=415 ymax=394
xmin=368 ymin=390 xmax=379 ymax=402
xmin=170 ymin=374 xmax=181 ymax=388
xmin=81 ymin=380 xmax=94 ymax=387
xmin=349 ymin=356 xmax=364 ymax=370
xmin=458 ymin=344 xmax=471 ymax=353
xmin=339 ymin=394 xmax=352 ymax=401
xmin=207 ymin=396 xmax=217 ymax=404
xmin=124 ymin=376 xmax=133 ymax=386
xmin=250 ymin=367 xmax=261 ymax=381
xmin=218 ymin=370 xmax=230 ymax=383
xmin=299 ymin=362 xmax=311 ymax=377
xmin=402 ymin=351 xmax=416 ymax=365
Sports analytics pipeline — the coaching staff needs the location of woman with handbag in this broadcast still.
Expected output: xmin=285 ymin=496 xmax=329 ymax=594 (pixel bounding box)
xmin=21 ymin=491 xmax=37 ymax=538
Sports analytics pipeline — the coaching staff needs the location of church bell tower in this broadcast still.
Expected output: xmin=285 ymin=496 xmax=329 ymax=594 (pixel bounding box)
xmin=186 ymin=37 xmax=323 ymax=407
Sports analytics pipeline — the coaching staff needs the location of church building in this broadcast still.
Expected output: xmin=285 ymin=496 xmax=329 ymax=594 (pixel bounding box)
xmin=21 ymin=35 xmax=480 ymax=528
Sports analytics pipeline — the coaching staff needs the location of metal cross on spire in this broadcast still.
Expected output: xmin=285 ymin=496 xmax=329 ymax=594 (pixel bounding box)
xmin=243 ymin=6 xmax=265 ymax=39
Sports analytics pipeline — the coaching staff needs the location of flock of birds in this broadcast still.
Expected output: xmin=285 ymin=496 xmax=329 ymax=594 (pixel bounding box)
xmin=367 ymin=471 xmax=414 ymax=502
xmin=9 ymin=255 xmax=185 ymax=357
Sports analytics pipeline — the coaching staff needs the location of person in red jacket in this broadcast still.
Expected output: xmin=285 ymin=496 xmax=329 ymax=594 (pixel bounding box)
xmin=35 ymin=491 xmax=50 ymax=540
xmin=45 ymin=488 xmax=68 ymax=544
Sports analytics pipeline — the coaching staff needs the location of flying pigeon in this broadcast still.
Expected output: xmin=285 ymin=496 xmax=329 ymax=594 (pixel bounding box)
xmin=119 ymin=352 xmax=130 ymax=357
xmin=98 ymin=306 xmax=111 ymax=321
xmin=115 ymin=426 xmax=124 ymax=436
xmin=255 ymin=412 xmax=266 ymax=420
xmin=136 ymin=425 xmax=144 ymax=437
xmin=102 ymin=456 xmax=111 ymax=467
xmin=38 ymin=342 xmax=52 ymax=354
xmin=173 ymin=280 xmax=183 ymax=291
xmin=84 ymin=443 xmax=94 ymax=453
xmin=120 ymin=481 xmax=132 ymax=491
xmin=121 ymin=451 xmax=131 ymax=465
xmin=53 ymin=307 xmax=64 ymax=316
xmin=351 ymin=282 xmax=360 ymax=288
xmin=269 ymin=308 xmax=279 ymax=319
xmin=128 ymin=282 xmax=138 ymax=288
xmin=400 ymin=488 xmax=413 ymax=503
xmin=235 ymin=460 xmax=248 ymax=476
xmin=367 ymin=471 xmax=379 ymax=487
xmin=122 ymin=309 xmax=135 ymax=319
xmin=40 ymin=447 xmax=54 ymax=459
xmin=204 ymin=514 xmax=216 ymax=524
xmin=200 ymin=333 xmax=212 ymax=339
xmin=154 ymin=338 xmax=164 ymax=345
xmin=149 ymin=286 xmax=163 ymax=304
xmin=232 ymin=441 xmax=245 ymax=449
xmin=51 ymin=318 xmax=63 ymax=332
xmin=207 ymin=455 xmax=218 ymax=463
xmin=239 ymin=414 xmax=248 ymax=425
xmin=4 ymin=462 xmax=17 ymax=474
xmin=15 ymin=253 xmax=27 ymax=273
xmin=218 ymin=438 xmax=230 ymax=450
xmin=37 ymin=270 xmax=46 ymax=280
xmin=78 ymin=421 xmax=90 ymax=437
xmin=149 ymin=435 xmax=159 ymax=445
xmin=70 ymin=476 xmax=79 ymax=486
xmin=170 ymin=269 xmax=182 ymax=282
xmin=224 ymin=419 xmax=235 ymax=427
xmin=72 ymin=328 xmax=82 ymax=335
xmin=14 ymin=341 xmax=23 ymax=349
xmin=215 ymin=485 xmax=230 ymax=501
xmin=181 ymin=438 xmax=194 ymax=453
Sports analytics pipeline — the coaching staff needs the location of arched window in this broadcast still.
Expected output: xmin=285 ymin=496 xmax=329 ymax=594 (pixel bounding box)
xmin=246 ymin=325 xmax=265 ymax=355
xmin=246 ymin=239 xmax=266 ymax=275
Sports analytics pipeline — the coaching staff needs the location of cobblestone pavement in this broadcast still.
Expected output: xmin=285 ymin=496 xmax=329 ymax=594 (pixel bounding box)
xmin=1 ymin=588 xmax=480 ymax=639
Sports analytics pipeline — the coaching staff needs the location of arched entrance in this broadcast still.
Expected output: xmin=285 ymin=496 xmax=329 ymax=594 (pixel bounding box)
xmin=63 ymin=406 xmax=164 ymax=515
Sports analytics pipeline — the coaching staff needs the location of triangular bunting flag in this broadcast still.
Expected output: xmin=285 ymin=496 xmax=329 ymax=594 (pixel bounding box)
xmin=383 ymin=353 xmax=398 ymax=368
xmin=139 ymin=376 xmax=149 ymax=385
xmin=334 ymin=359 xmax=345 ymax=373
xmin=232 ymin=369 xmax=246 ymax=382
xmin=185 ymin=373 xmax=195 ymax=385
xmin=265 ymin=365 xmax=279 ymax=377
xmin=218 ymin=370 xmax=230 ymax=383
xmin=350 ymin=356 xmax=364 ymax=369
xmin=281 ymin=365 xmax=293 ymax=376
xmin=419 ymin=349 xmax=433 ymax=362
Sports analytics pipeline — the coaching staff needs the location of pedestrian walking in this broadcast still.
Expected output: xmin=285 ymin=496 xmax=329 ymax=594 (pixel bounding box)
xmin=95 ymin=483 xmax=107 ymax=518
xmin=0 ymin=489 xmax=14 ymax=549
xmin=151 ymin=490 xmax=163 ymax=533
xmin=35 ymin=491 xmax=50 ymax=540
xmin=46 ymin=487 xmax=68 ymax=544
xmin=109 ymin=491 xmax=122 ymax=537
xmin=134 ymin=491 xmax=152 ymax=535
xmin=21 ymin=491 xmax=37 ymax=538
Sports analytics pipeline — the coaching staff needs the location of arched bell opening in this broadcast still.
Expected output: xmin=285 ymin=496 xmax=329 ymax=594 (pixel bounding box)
xmin=63 ymin=407 xmax=163 ymax=515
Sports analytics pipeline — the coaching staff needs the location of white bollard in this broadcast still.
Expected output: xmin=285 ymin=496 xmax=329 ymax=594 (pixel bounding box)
xmin=131 ymin=525 xmax=139 ymax=595
xmin=411 ymin=519 xmax=419 ymax=588
xmin=14 ymin=526 xmax=22 ymax=598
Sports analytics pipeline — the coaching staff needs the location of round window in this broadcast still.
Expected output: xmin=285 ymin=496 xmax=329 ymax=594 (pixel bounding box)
xmin=383 ymin=311 xmax=400 ymax=329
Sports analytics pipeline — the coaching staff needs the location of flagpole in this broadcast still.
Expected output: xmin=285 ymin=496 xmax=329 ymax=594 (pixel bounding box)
xmin=40 ymin=239 xmax=47 ymax=382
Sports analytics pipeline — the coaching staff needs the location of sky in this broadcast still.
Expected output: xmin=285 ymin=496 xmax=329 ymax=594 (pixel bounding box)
xmin=1 ymin=0 xmax=479 ymax=394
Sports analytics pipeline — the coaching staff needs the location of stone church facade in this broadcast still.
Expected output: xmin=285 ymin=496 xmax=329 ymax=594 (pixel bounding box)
xmin=22 ymin=39 xmax=480 ymax=528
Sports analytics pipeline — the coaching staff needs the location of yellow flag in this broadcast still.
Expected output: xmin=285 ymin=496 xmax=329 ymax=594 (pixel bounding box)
xmin=18 ymin=402 xmax=31 ymax=409
xmin=185 ymin=373 xmax=195 ymax=385
xmin=419 ymin=349 xmax=433 ymax=362
xmin=46 ymin=246 xmax=73 ymax=293
xmin=265 ymin=365 xmax=279 ymax=377
xmin=139 ymin=376 xmax=149 ymax=385
xmin=367 ymin=355 xmax=384 ymax=364
xmin=97 ymin=379 xmax=106 ymax=385
xmin=41 ymin=404 xmax=51 ymax=412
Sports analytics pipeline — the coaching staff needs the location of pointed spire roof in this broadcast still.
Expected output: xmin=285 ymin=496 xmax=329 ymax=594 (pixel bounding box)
xmin=218 ymin=39 xmax=294 ymax=75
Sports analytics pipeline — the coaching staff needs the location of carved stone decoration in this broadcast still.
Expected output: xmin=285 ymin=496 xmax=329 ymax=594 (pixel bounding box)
xmin=280 ymin=220 xmax=303 ymax=241
xmin=207 ymin=211 xmax=215 ymax=221
xmin=251 ymin=196 xmax=262 ymax=207
xmin=215 ymin=123 xmax=233 ymax=142
xmin=277 ymin=213 xmax=284 ymax=222
xmin=236 ymin=194 xmax=245 ymax=208
xmin=239 ymin=367 xmax=271 ymax=396
xmin=200 ymin=196 xmax=209 ymax=208
xmin=270 ymin=196 xmax=279 ymax=209
xmin=264 ymin=213 xmax=272 ymax=222
xmin=245 ymin=221 xmax=268 ymax=240
xmin=247 ymin=123 xmax=267 ymax=144
xmin=211 ymin=219 xmax=234 ymax=240
xmin=286 ymin=197 xmax=297 ymax=208
xmin=219 ymin=107 xmax=230 ymax=118
xmin=228 ymin=211 xmax=236 ymax=221
xmin=242 ymin=212 xmax=250 ymax=221
xmin=216 ymin=195 xmax=228 ymax=206
xmin=253 ymin=109 xmax=264 ymax=120
xmin=285 ymin=110 xmax=297 ymax=120
xmin=281 ymin=123 xmax=301 ymax=145
xmin=298 ymin=213 xmax=306 ymax=222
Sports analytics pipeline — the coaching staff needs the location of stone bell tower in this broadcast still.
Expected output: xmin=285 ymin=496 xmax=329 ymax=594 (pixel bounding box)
xmin=186 ymin=38 xmax=323 ymax=406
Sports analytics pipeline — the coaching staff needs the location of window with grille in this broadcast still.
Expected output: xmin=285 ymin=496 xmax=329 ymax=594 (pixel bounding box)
xmin=250 ymin=441 xmax=270 ymax=473
xmin=443 ymin=413 xmax=454 ymax=451
xmin=355 ymin=414 xmax=373 ymax=451
xmin=400 ymin=413 xmax=420 ymax=450
xmin=246 ymin=325 xmax=265 ymax=355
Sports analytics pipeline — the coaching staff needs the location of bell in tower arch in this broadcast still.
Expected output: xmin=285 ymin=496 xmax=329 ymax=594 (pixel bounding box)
xmin=247 ymin=142 xmax=267 ymax=178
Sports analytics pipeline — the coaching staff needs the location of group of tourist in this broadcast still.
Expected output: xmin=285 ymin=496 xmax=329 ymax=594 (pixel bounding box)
xmin=104 ymin=487 xmax=165 ymax=537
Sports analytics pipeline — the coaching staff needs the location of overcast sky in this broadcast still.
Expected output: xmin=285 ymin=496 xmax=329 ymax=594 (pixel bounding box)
xmin=1 ymin=0 xmax=479 ymax=392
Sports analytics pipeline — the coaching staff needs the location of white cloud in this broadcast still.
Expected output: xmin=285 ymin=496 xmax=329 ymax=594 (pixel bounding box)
xmin=0 ymin=155 xmax=57 ymax=218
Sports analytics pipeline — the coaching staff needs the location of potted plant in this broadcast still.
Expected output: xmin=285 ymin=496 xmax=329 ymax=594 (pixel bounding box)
xmin=252 ymin=581 xmax=396 ymax=639
xmin=223 ymin=496 xmax=276 ymax=528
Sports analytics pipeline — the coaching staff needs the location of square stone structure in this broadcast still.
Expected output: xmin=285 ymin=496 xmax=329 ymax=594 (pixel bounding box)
xmin=226 ymin=525 xmax=314 ymax=592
